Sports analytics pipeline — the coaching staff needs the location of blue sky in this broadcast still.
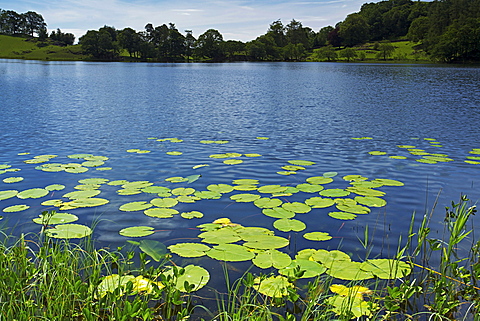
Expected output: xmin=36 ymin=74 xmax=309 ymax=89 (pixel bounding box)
xmin=0 ymin=0 xmax=368 ymax=42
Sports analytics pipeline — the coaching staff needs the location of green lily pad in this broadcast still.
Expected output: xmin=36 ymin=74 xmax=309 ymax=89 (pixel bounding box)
xmin=107 ymin=180 xmax=129 ymax=186
xmin=223 ymin=159 xmax=243 ymax=165
xmin=207 ymin=184 xmax=234 ymax=194
xmin=119 ymin=201 xmax=153 ymax=212
xmin=67 ymin=154 xmax=93 ymax=159
xmin=61 ymin=198 xmax=109 ymax=209
xmin=181 ymin=211 xmax=204 ymax=219
xmin=82 ymin=160 xmax=105 ymax=167
xmin=282 ymin=165 xmax=305 ymax=171
xmin=303 ymin=232 xmax=332 ymax=241
xmin=305 ymin=197 xmax=335 ymax=208
xmin=416 ymin=159 xmax=437 ymax=164
xmin=17 ymin=188 xmax=49 ymax=199
xmin=465 ymin=160 xmax=480 ymax=164
xmin=45 ymin=224 xmax=92 ymax=239
xmin=253 ymin=249 xmax=292 ymax=269
xmin=168 ymin=243 xmax=210 ymax=257
xmin=116 ymin=189 xmax=142 ymax=195
xmin=0 ymin=165 xmax=12 ymax=169
xmin=273 ymin=218 xmax=306 ymax=232
xmin=194 ymin=191 xmax=222 ymax=199
xmin=288 ymin=160 xmax=315 ymax=166
xmin=45 ymin=184 xmax=66 ymax=191
xmin=166 ymin=151 xmax=183 ymax=156
xmin=258 ymin=185 xmax=287 ymax=194
xmin=360 ymin=259 xmax=412 ymax=279
xmin=253 ymin=275 xmax=293 ymax=298
xmin=232 ymin=179 xmax=259 ymax=185
xmin=243 ymin=235 xmax=290 ymax=250
xmin=119 ymin=226 xmax=155 ymax=237
xmin=296 ymin=183 xmax=324 ymax=193
xmin=166 ymin=264 xmax=210 ymax=292
xmin=279 ymin=259 xmax=327 ymax=279
xmin=233 ymin=185 xmax=258 ymax=191
xmin=354 ymin=196 xmax=386 ymax=207
xmin=329 ymin=212 xmax=357 ymax=220
xmin=371 ymin=178 xmax=404 ymax=186
xmin=282 ymin=202 xmax=311 ymax=214
xmin=389 ymin=155 xmax=408 ymax=159
xmin=230 ymin=193 xmax=261 ymax=202
xmin=3 ymin=204 xmax=30 ymax=212
xmin=199 ymin=228 xmax=242 ymax=244
xmin=41 ymin=199 xmax=63 ymax=206
xmin=175 ymin=195 xmax=200 ymax=203
xmin=144 ymin=208 xmax=179 ymax=218
xmin=323 ymin=171 xmax=338 ymax=178
xmin=368 ymin=151 xmax=387 ymax=155
xmin=63 ymin=190 xmax=100 ymax=199
xmin=33 ymin=213 xmax=78 ymax=225
xmin=0 ymin=190 xmax=18 ymax=201
xmin=346 ymin=187 xmax=385 ymax=197
xmin=165 ymin=176 xmax=188 ymax=183
xmin=262 ymin=207 xmax=296 ymax=219
xmin=192 ymin=164 xmax=209 ymax=169
xmin=277 ymin=171 xmax=297 ymax=175
xmin=122 ymin=181 xmax=153 ymax=189
xmin=256 ymin=137 xmax=269 ymax=140
xmin=254 ymin=197 xmax=282 ymax=208
xmin=244 ymin=153 xmax=261 ymax=157
xmin=320 ymin=189 xmax=350 ymax=197
xmin=326 ymin=261 xmax=374 ymax=280
xmin=140 ymin=186 xmax=170 ymax=194
xmin=327 ymin=295 xmax=376 ymax=318
xmin=343 ymin=175 xmax=368 ymax=182
xmin=206 ymin=244 xmax=255 ymax=261
xmin=336 ymin=204 xmax=370 ymax=214
xmin=306 ymin=176 xmax=333 ymax=185
xmin=150 ymin=198 xmax=178 ymax=208
xmin=3 ymin=177 xmax=24 ymax=183
xmin=350 ymin=180 xmax=383 ymax=188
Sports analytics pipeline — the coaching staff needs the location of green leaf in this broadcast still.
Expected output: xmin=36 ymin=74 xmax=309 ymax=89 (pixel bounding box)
xmin=3 ymin=177 xmax=24 ymax=183
xmin=262 ymin=207 xmax=296 ymax=219
xmin=168 ymin=243 xmax=210 ymax=257
xmin=138 ymin=240 xmax=167 ymax=261
xmin=360 ymin=259 xmax=412 ymax=279
xmin=254 ymin=197 xmax=283 ymax=208
xmin=279 ymin=259 xmax=327 ymax=279
xmin=230 ymin=193 xmax=261 ymax=202
xmin=45 ymin=224 xmax=92 ymax=239
xmin=32 ymin=213 xmax=78 ymax=225
xmin=17 ymin=188 xmax=49 ymax=199
xmin=273 ymin=219 xmax=306 ymax=232
xmin=150 ymin=198 xmax=178 ymax=208
xmin=181 ymin=211 xmax=204 ymax=219
xmin=207 ymin=184 xmax=234 ymax=193
xmin=288 ymin=160 xmax=315 ymax=166
xmin=206 ymin=244 xmax=255 ymax=261
xmin=0 ymin=190 xmax=18 ymax=201
xmin=144 ymin=208 xmax=179 ymax=218
xmin=243 ymin=235 xmax=290 ymax=250
xmin=354 ymin=196 xmax=386 ymax=207
xmin=253 ymin=275 xmax=293 ymax=298
xmin=45 ymin=184 xmax=66 ymax=191
xmin=368 ymin=151 xmax=387 ymax=155
xmin=141 ymin=186 xmax=171 ymax=194
xmin=257 ymin=185 xmax=287 ymax=194
xmin=320 ymin=189 xmax=350 ymax=197
xmin=328 ymin=212 xmax=357 ymax=220
xmin=346 ymin=186 xmax=385 ymax=197
xmin=166 ymin=151 xmax=183 ymax=156
xmin=296 ymin=183 xmax=324 ymax=193
xmin=167 ymin=265 xmax=210 ymax=292
xmin=305 ymin=197 xmax=335 ymax=208
xmin=119 ymin=226 xmax=155 ymax=237
xmin=306 ymin=176 xmax=333 ymax=185
xmin=282 ymin=202 xmax=311 ymax=214
xmin=371 ymin=178 xmax=404 ymax=186
xmin=326 ymin=261 xmax=374 ymax=280
xmin=63 ymin=190 xmax=100 ymax=199
xmin=252 ymin=249 xmax=292 ymax=269
xmin=336 ymin=204 xmax=370 ymax=214
xmin=172 ymin=187 xmax=195 ymax=196
xmin=119 ymin=201 xmax=153 ymax=212
xmin=194 ymin=190 xmax=222 ymax=199
xmin=3 ymin=204 xmax=30 ymax=212
xmin=232 ymin=179 xmax=259 ymax=185
xmin=223 ymin=159 xmax=243 ymax=165
xmin=199 ymin=228 xmax=242 ymax=244
xmin=303 ymin=232 xmax=332 ymax=241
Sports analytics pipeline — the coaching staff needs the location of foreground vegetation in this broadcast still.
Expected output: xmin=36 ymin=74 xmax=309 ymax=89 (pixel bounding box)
xmin=1 ymin=195 xmax=478 ymax=320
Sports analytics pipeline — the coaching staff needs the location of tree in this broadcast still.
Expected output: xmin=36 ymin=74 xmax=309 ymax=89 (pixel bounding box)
xmin=339 ymin=48 xmax=358 ymax=61
xmin=118 ymin=27 xmax=141 ymax=57
xmin=327 ymin=27 xmax=342 ymax=47
xmin=166 ymin=23 xmax=186 ymax=61
xmin=283 ymin=43 xmax=305 ymax=60
xmin=376 ymin=41 xmax=396 ymax=60
xmin=339 ymin=13 xmax=369 ymax=47
xmin=22 ymin=11 xmax=46 ymax=36
xmin=313 ymin=45 xmax=337 ymax=61
xmin=267 ymin=20 xmax=286 ymax=47
xmin=195 ymin=29 xmax=224 ymax=61
xmin=314 ymin=26 xmax=334 ymax=47
xmin=50 ymin=28 xmax=75 ymax=45
xmin=184 ymin=30 xmax=196 ymax=61
xmin=223 ymin=40 xmax=245 ymax=58
xmin=407 ymin=16 xmax=430 ymax=42
xmin=286 ymin=19 xmax=311 ymax=48
xmin=246 ymin=40 xmax=267 ymax=60
xmin=0 ymin=10 xmax=23 ymax=35
xmin=80 ymin=29 xmax=118 ymax=60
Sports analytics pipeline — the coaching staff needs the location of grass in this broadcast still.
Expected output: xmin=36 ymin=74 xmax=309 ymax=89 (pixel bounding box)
xmin=1 ymin=195 xmax=479 ymax=320
xmin=0 ymin=35 xmax=86 ymax=61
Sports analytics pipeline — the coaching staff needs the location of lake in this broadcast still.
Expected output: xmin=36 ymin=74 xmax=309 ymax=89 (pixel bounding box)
xmin=1 ymin=59 xmax=479 ymax=284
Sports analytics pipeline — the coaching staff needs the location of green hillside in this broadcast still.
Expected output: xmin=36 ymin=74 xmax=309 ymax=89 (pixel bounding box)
xmin=0 ymin=35 xmax=86 ymax=61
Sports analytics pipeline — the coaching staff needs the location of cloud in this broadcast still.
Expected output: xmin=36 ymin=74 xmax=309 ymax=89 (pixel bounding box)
xmin=1 ymin=0 xmax=365 ymax=41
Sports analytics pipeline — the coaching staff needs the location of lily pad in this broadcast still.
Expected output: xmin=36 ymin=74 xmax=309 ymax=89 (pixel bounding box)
xmin=3 ymin=177 xmax=24 ymax=183
xmin=329 ymin=212 xmax=357 ymax=220
xmin=253 ymin=275 xmax=293 ymax=298
xmin=3 ymin=204 xmax=30 ymax=212
xmin=194 ymin=190 xmax=222 ymax=199
xmin=273 ymin=218 xmax=306 ymax=232
xmin=253 ymin=249 xmax=292 ymax=269
xmin=305 ymin=197 xmax=335 ymax=208
xmin=296 ymin=183 xmax=324 ymax=193
xmin=181 ymin=211 xmax=204 ymax=219
xmin=336 ymin=204 xmax=370 ymax=214
xmin=282 ymin=202 xmax=311 ymax=214
xmin=282 ymin=165 xmax=305 ymax=171
xmin=61 ymin=198 xmax=109 ymax=208
xmin=0 ymin=190 xmax=18 ymax=201
xmin=144 ymin=208 xmax=179 ymax=218
xmin=17 ymin=188 xmax=49 ymax=199
xmin=230 ymin=193 xmax=261 ymax=202
xmin=371 ymin=178 xmax=404 ymax=186
xmin=326 ymin=261 xmax=374 ymax=281
xmin=320 ymin=189 xmax=350 ymax=197
xmin=119 ymin=201 xmax=153 ymax=212
xmin=206 ymin=244 xmax=255 ymax=261
xmin=172 ymin=187 xmax=195 ymax=196
xmin=63 ymin=190 xmax=100 ymax=199
xmin=288 ymin=160 xmax=315 ymax=166
xmin=262 ymin=207 xmax=296 ymax=219
xmin=360 ymin=259 xmax=411 ymax=279
xmin=303 ymin=232 xmax=332 ymax=241
xmin=167 ymin=265 xmax=210 ymax=292
xmin=234 ymin=185 xmax=258 ymax=191
xmin=199 ymin=228 xmax=242 ymax=244
xmin=168 ymin=243 xmax=210 ymax=257
xmin=354 ymin=196 xmax=386 ymax=207
xmin=244 ymin=153 xmax=262 ymax=157
xmin=243 ymin=235 xmax=290 ymax=250
xmin=368 ymin=151 xmax=387 ymax=155
xmin=207 ymin=184 xmax=234 ymax=194
xmin=258 ymin=185 xmax=287 ymax=194
xmin=150 ymin=198 xmax=178 ymax=208
xmin=306 ymin=176 xmax=333 ymax=185
xmin=33 ymin=213 xmax=78 ymax=225
xmin=223 ymin=159 xmax=243 ymax=165
xmin=254 ymin=197 xmax=282 ymax=208
xmin=343 ymin=175 xmax=367 ymax=182
xmin=346 ymin=186 xmax=385 ymax=197
xmin=141 ymin=186 xmax=171 ymax=194
xmin=122 ymin=181 xmax=153 ymax=189
xmin=166 ymin=151 xmax=183 ymax=156
xmin=45 ymin=224 xmax=92 ymax=239
xmin=279 ymin=259 xmax=327 ymax=279
xmin=119 ymin=226 xmax=155 ymax=237
xmin=45 ymin=184 xmax=66 ymax=191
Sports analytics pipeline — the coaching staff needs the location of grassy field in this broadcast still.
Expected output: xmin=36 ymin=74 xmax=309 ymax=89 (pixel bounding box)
xmin=0 ymin=35 xmax=86 ymax=61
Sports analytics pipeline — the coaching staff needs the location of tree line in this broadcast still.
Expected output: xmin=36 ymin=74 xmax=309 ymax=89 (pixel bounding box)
xmin=0 ymin=9 xmax=75 ymax=45
xmin=2 ymin=0 xmax=479 ymax=63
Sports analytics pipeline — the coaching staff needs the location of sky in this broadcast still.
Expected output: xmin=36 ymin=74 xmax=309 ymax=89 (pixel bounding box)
xmin=0 ymin=0 xmax=369 ymax=42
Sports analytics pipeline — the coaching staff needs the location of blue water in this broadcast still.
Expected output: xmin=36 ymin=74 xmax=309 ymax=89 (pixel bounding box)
xmin=1 ymin=59 xmax=479 ymax=268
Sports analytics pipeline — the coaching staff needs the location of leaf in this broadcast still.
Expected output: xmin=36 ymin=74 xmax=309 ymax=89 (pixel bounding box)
xmin=305 ymin=197 xmax=335 ymax=208
xmin=166 ymin=265 xmax=210 ymax=292
xmin=296 ymin=183 xmax=324 ymax=193
xmin=368 ymin=151 xmax=387 ymax=155
xmin=254 ymin=197 xmax=283 ymax=208
xmin=3 ymin=177 xmax=24 ymax=183
xmin=45 ymin=224 xmax=92 ymax=239
xmin=253 ymin=275 xmax=293 ymax=298
xmin=150 ymin=198 xmax=178 ymax=208
xmin=0 ymin=190 xmax=18 ymax=201
xmin=207 ymin=184 xmax=234 ymax=193
xmin=168 ymin=243 xmax=211 ymax=257
xmin=194 ymin=190 xmax=222 ymax=199
xmin=230 ymin=193 xmax=261 ymax=202
xmin=186 ymin=174 xmax=201 ymax=183
xmin=63 ymin=190 xmax=100 ymax=199
xmin=166 ymin=151 xmax=183 ymax=156
xmin=320 ymin=189 xmax=350 ymax=197
xmin=306 ymin=176 xmax=333 ymax=185
xmin=252 ymin=249 xmax=292 ymax=269
xmin=181 ymin=211 xmax=204 ymax=219
xmin=223 ymin=159 xmax=243 ymax=165
xmin=3 ymin=204 xmax=30 ymax=212
xmin=336 ymin=204 xmax=370 ymax=214
xmin=329 ymin=212 xmax=357 ymax=220
xmin=243 ymin=235 xmax=290 ymax=250
xmin=119 ymin=226 xmax=155 ymax=237
xmin=303 ymin=232 xmax=332 ymax=241
xmin=273 ymin=219 xmax=306 ymax=232
xmin=199 ymin=228 xmax=242 ymax=244
xmin=172 ymin=187 xmax=195 ymax=196
xmin=138 ymin=240 xmax=167 ymax=261
xmin=282 ymin=202 xmax=311 ymax=214
xmin=144 ymin=208 xmax=179 ymax=218
xmin=258 ymin=185 xmax=287 ymax=194
xmin=354 ymin=196 xmax=386 ymax=207
xmin=288 ymin=160 xmax=315 ymax=166
xmin=141 ymin=186 xmax=171 ymax=194
xmin=119 ymin=201 xmax=153 ymax=212
xmin=206 ymin=244 xmax=255 ymax=261
xmin=32 ymin=213 xmax=78 ymax=225
xmin=262 ymin=207 xmax=296 ymax=219
xmin=45 ymin=184 xmax=66 ymax=191
xmin=360 ymin=259 xmax=412 ymax=279
xmin=279 ymin=259 xmax=327 ymax=278
xmin=371 ymin=178 xmax=404 ymax=186
xmin=326 ymin=261 xmax=374 ymax=281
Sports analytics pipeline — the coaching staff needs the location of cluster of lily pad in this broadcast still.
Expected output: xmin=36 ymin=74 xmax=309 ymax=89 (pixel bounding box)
xmin=32 ymin=154 xmax=112 ymax=172
xmin=353 ymin=137 xmax=480 ymax=165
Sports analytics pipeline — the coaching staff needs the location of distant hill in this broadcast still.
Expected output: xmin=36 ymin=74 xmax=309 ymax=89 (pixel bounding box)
xmin=0 ymin=35 xmax=85 ymax=61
